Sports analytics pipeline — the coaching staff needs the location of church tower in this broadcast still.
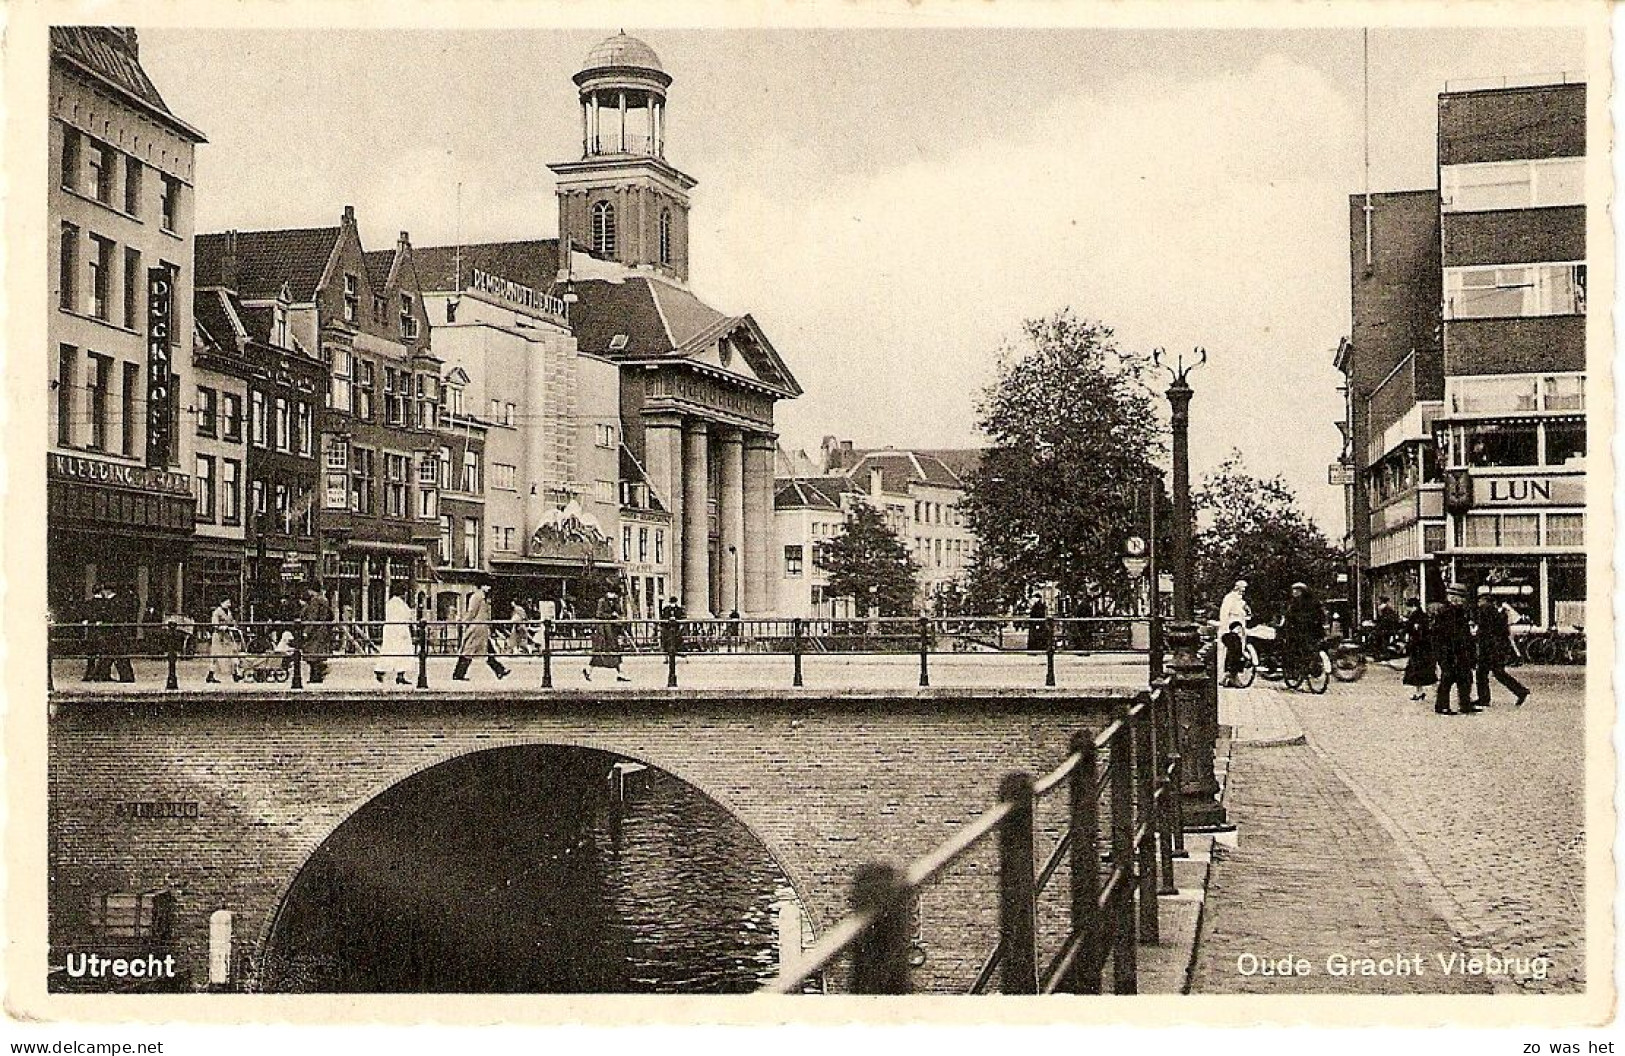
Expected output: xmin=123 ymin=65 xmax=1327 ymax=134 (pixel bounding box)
xmin=549 ymin=33 xmax=696 ymax=284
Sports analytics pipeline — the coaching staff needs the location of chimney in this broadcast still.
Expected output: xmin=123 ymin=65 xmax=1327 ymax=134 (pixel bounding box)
xmin=398 ymin=230 xmax=411 ymax=249
xmin=342 ymin=205 xmax=356 ymax=227
xmin=841 ymin=440 xmax=854 ymax=453
xmin=222 ymin=230 xmax=239 ymax=289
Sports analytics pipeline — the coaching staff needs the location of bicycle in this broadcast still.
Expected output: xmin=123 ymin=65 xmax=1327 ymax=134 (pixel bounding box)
xmin=1280 ymin=642 xmax=1331 ymax=694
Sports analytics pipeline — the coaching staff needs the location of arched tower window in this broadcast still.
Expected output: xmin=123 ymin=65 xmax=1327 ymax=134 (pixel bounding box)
xmin=591 ymin=200 xmax=617 ymax=257
xmin=658 ymin=208 xmax=672 ymax=266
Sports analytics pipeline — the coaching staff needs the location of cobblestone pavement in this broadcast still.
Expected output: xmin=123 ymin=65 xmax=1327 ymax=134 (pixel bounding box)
xmin=1194 ymin=664 xmax=1584 ymax=995
xmin=1280 ymin=664 xmax=1587 ymax=995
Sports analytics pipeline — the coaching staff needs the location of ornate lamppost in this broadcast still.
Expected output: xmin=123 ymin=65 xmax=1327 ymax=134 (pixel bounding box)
xmin=1152 ymin=347 xmax=1227 ymax=830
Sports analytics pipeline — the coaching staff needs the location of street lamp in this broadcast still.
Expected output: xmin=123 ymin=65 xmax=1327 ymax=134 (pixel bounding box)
xmin=1151 ymin=346 xmax=1227 ymax=830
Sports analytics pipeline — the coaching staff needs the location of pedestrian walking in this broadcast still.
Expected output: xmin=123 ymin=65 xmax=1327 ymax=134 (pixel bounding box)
xmin=660 ymin=596 xmax=686 ymax=657
xmin=103 ymin=585 xmax=137 ymax=683
xmin=1025 ymin=596 xmax=1050 ymax=652
xmin=207 ymin=597 xmax=240 ymax=684
xmin=453 ymin=583 xmax=510 ymax=682
xmin=375 ymin=587 xmax=415 ymax=685
xmin=81 ymin=585 xmax=111 ymax=682
xmin=1400 ymin=597 xmax=1436 ymax=701
xmin=1433 ymin=585 xmax=1477 ymax=715
xmin=1473 ymin=587 xmax=1530 ymax=707
xmin=299 ymin=586 xmax=333 ymax=684
xmin=584 ymin=591 xmax=630 ymax=682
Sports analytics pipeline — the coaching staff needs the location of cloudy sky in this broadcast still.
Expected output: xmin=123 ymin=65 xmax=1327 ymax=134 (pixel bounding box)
xmin=141 ymin=20 xmax=1587 ymax=533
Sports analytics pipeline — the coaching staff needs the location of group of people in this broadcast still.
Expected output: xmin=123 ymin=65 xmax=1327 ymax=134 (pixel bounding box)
xmin=1400 ymin=584 xmax=1530 ymax=715
xmin=76 ymin=583 xmax=140 ymax=683
xmin=1218 ymin=578 xmax=1328 ymax=686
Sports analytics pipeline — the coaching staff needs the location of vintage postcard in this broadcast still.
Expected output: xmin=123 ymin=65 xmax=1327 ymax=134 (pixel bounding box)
xmin=3 ymin=0 xmax=1615 ymax=1033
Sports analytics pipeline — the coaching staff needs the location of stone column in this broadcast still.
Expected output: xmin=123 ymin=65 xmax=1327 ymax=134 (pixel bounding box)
xmin=743 ymin=432 xmax=776 ymax=614
xmin=717 ymin=428 xmax=745 ymax=616
xmin=644 ymin=412 xmax=685 ymax=603
xmin=682 ymin=418 xmax=712 ymax=616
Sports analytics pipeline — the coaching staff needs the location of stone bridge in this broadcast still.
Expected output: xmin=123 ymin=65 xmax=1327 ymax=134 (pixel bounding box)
xmin=47 ymin=686 xmax=1136 ymax=993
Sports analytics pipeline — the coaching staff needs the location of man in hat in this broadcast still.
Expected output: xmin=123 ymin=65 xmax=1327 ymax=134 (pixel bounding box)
xmin=1280 ymin=582 xmax=1325 ymax=684
xmin=1433 ymin=584 xmax=1479 ymax=715
xmin=1473 ymin=586 xmax=1530 ymax=707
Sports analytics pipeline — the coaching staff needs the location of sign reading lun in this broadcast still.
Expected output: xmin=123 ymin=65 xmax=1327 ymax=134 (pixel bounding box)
xmin=146 ymin=267 xmax=175 ymax=466
xmin=1475 ymin=474 xmax=1585 ymax=508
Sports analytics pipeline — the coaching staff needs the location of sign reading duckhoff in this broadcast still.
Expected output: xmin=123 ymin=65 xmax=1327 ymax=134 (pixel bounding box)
xmin=146 ymin=267 xmax=175 ymax=466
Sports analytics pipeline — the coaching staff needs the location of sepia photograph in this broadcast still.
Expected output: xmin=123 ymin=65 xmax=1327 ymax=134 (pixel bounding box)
xmin=6 ymin=0 xmax=1613 ymax=1032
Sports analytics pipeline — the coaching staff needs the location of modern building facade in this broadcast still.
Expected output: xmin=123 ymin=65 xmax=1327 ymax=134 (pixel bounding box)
xmin=47 ymin=27 xmax=206 ymax=624
xmin=1340 ymin=74 xmax=1587 ymax=625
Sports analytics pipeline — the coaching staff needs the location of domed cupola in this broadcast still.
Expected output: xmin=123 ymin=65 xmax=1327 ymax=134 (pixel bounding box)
xmin=575 ymin=32 xmax=671 ymax=159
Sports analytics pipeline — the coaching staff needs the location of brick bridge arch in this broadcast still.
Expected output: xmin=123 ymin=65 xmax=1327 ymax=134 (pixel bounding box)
xmin=49 ymin=687 xmax=1124 ymax=992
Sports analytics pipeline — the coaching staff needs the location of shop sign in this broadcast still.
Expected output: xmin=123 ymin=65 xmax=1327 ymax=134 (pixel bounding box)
xmin=469 ymin=267 xmax=568 ymax=319
xmin=114 ymin=800 xmax=200 ymax=820
xmin=49 ymin=452 xmax=192 ymax=497
xmin=146 ymin=268 xmax=175 ymax=466
xmin=1476 ymin=474 xmax=1585 ymax=508
xmin=1327 ymin=463 xmax=1355 ymax=487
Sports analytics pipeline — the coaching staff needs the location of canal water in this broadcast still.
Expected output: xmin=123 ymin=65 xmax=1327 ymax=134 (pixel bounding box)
xmin=262 ymin=746 xmax=812 ymax=993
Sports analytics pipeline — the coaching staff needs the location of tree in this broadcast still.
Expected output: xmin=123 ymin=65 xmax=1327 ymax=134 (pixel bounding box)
xmin=962 ymin=310 xmax=1164 ymax=612
xmin=822 ymin=502 xmax=921 ymax=616
xmin=1194 ymin=450 xmax=1345 ymax=624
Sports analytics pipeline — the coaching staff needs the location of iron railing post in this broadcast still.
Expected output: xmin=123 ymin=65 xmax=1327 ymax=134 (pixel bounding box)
xmin=792 ymin=618 xmax=805 ymax=687
xmin=1110 ymin=704 xmax=1137 ymax=993
xmin=1045 ymin=617 xmax=1057 ymax=687
xmin=664 ymin=617 xmax=679 ymax=688
xmin=1151 ymin=691 xmax=1178 ymax=893
xmin=291 ymin=615 xmax=304 ymax=690
xmin=1067 ymin=732 xmax=1102 ymax=994
xmin=417 ymin=613 xmax=430 ymax=690
xmin=164 ymin=622 xmax=179 ymax=691
xmin=538 ymin=619 xmax=552 ymax=689
xmin=1164 ymin=684 xmax=1187 ymax=855
xmin=997 ymin=772 xmax=1039 ymax=993
xmin=849 ymin=864 xmax=912 ymax=994
xmin=918 ymin=616 xmax=930 ymax=688
xmin=1134 ymin=700 xmax=1161 ymax=943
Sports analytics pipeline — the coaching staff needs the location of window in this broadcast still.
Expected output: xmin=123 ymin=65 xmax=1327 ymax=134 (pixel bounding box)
xmin=196 ymin=455 xmax=216 ymax=521
xmin=462 ymin=452 xmax=480 ymax=493
xmin=437 ymin=446 xmax=452 ymax=489
xmin=595 ymin=423 xmax=617 ymax=448
xmin=296 ymin=402 xmax=313 ymax=456
xmin=372 ymin=294 xmax=386 ymax=323
xmin=250 ymin=391 xmax=267 ymax=447
xmin=622 ymin=525 xmax=633 ymax=562
xmin=654 ymin=529 xmax=664 ymax=565
xmin=95 ymin=891 xmax=172 ymax=942
xmin=323 ymin=349 xmax=349 ymax=413
xmin=1544 ymin=375 xmax=1585 ymax=412
xmin=1545 ymin=420 xmax=1586 ymax=466
xmin=222 ymin=459 xmax=241 ymax=525
xmin=504 ymin=402 xmax=515 ymax=427
xmin=351 ymin=447 xmax=376 ymax=515
xmin=591 ymin=200 xmax=617 ymax=257
xmin=56 ymin=345 xmax=75 ymax=446
xmin=250 ymin=479 xmax=266 ymax=520
xmin=58 ymin=223 xmax=78 ymax=311
xmin=273 ymin=483 xmax=289 ymax=532
xmin=354 ymin=359 xmax=375 ymax=419
xmin=120 ymin=156 xmax=143 ymax=217
xmin=638 ymin=527 xmax=649 ymax=563
xmin=417 ymin=375 xmax=440 ymax=429
xmin=1442 ymin=157 xmax=1585 ymax=212
xmin=274 ymin=397 xmax=291 ymax=452
xmin=1423 ymin=523 xmax=1446 ymax=555
xmin=384 ymin=368 xmax=407 ymax=425
xmin=273 ymin=305 xmax=289 ymax=349
xmin=88 ymin=235 xmax=113 ymax=320
xmin=160 ymin=175 xmax=180 ymax=231
xmin=87 ymin=139 xmax=114 ymax=204
xmin=60 ymin=126 xmax=81 ymax=191
xmin=492 ymin=463 xmax=517 ymax=490
xmin=1445 ymin=263 xmax=1586 ymax=319
xmin=86 ymin=353 xmax=111 ymax=451
xmin=323 ymin=438 xmax=349 ymax=510
xmin=400 ymin=293 xmax=418 ymax=339
xmin=122 ymin=247 xmax=141 ymax=328
xmin=785 ymin=545 xmax=804 ymax=577
xmin=1501 ymin=514 xmax=1540 ymax=548
xmin=593 ymin=479 xmax=615 ymax=504
xmin=385 ymin=452 xmax=411 ymax=518
xmin=1547 ymin=513 xmax=1584 ymax=547
xmin=416 ymin=455 xmax=438 ymax=519
xmin=446 ymin=384 xmax=464 ymax=417
xmin=659 ymin=208 xmax=672 ymax=266
xmin=463 ymin=518 xmax=482 ymax=568
xmin=1449 ymin=375 xmax=1540 ymax=415
xmin=196 ymin=386 xmax=218 ymax=437
xmin=343 ymin=273 xmax=360 ymax=324
xmin=121 ymin=361 xmax=139 ymax=455
xmin=218 ymin=392 xmax=241 ymax=442
xmin=488 ymin=398 xmax=501 ymax=422
xmin=1460 ymin=512 xmax=1539 ymax=549
xmin=1463 ymin=422 xmax=1540 ymax=468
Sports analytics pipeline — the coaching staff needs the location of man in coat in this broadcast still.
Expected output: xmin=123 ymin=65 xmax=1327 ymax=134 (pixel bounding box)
xmin=1473 ymin=587 xmax=1531 ymax=707
xmin=1279 ymin=582 xmax=1325 ymax=682
xmin=299 ymin=586 xmax=333 ymax=684
xmin=453 ymin=583 xmax=510 ymax=682
xmin=1433 ymin=585 xmax=1479 ymax=715
xmin=103 ymin=585 xmax=137 ymax=684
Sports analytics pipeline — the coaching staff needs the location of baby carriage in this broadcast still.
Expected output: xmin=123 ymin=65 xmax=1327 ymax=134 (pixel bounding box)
xmin=235 ymin=630 xmax=295 ymax=683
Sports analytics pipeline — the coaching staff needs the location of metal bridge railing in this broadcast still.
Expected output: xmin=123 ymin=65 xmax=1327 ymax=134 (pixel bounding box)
xmin=762 ymin=679 xmax=1184 ymax=994
xmin=47 ymin=614 xmax=1156 ymax=692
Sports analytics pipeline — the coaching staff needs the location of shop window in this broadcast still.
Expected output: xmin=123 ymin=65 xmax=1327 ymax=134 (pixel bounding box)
xmin=1465 ymin=422 xmax=1539 ymax=468
xmin=1544 ymin=420 xmax=1585 ymax=466
xmin=1549 ymin=561 xmax=1586 ymax=627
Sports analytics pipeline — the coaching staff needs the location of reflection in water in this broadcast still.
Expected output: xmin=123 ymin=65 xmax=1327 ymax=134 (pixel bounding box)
xmin=263 ymin=747 xmax=810 ymax=993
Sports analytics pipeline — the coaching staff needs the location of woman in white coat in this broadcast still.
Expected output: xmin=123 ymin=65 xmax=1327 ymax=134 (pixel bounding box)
xmin=376 ymin=587 xmax=416 ymax=685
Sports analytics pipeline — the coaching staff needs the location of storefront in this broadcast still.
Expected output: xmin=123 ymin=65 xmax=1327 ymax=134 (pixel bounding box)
xmin=47 ymin=453 xmax=193 ymax=629
xmin=324 ymin=543 xmax=426 ymax=625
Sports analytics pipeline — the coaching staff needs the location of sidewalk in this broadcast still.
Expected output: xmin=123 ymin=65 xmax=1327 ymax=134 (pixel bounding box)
xmin=1190 ymin=683 xmax=1495 ymax=994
